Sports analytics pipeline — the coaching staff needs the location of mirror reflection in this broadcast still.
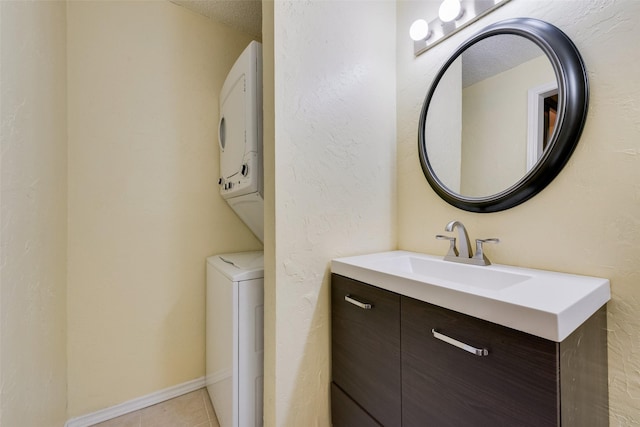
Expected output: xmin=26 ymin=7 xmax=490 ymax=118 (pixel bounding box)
xmin=424 ymin=34 xmax=557 ymax=198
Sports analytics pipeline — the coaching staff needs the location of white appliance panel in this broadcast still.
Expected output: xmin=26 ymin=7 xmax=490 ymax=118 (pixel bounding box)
xmin=219 ymin=74 xmax=247 ymax=182
xmin=218 ymin=41 xmax=262 ymax=201
xmin=238 ymin=279 xmax=264 ymax=427
xmin=206 ymin=253 xmax=264 ymax=427
xmin=206 ymin=261 xmax=234 ymax=427
xmin=217 ymin=41 xmax=264 ymax=243
xmin=226 ymin=193 xmax=264 ymax=242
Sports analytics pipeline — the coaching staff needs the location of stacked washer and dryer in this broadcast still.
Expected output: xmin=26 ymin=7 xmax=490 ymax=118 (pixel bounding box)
xmin=206 ymin=41 xmax=264 ymax=427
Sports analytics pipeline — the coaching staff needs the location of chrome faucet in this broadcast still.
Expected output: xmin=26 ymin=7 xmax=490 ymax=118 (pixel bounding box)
xmin=445 ymin=220 xmax=472 ymax=259
xmin=436 ymin=220 xmax=499 ymax=266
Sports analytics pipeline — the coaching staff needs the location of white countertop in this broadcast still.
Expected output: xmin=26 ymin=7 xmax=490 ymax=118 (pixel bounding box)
xmin=331 ymin=251 xmax=610 ymax=342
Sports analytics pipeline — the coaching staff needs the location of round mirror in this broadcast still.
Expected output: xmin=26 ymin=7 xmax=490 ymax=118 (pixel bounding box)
xmin=418 ymin=18 xmax=588 ymax=212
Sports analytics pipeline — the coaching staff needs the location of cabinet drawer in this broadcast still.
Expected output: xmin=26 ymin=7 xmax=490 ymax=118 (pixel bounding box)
xmin=331 ymin=382 xmax=381 ymax=427
xmin=401 ymin=295 xmax=559 ymax=427
xmin=331 ymin=274 xmax=401 ymax=427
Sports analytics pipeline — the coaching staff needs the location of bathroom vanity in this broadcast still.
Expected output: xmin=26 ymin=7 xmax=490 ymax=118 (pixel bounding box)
xmin=330 ymin=251 xmax=610 ymax=427
xmin=354 ymin=14 xmax=608 ymax=425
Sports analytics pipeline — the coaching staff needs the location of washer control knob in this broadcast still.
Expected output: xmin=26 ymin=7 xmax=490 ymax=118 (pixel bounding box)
xmin=241 ymin=164 xmax=249 ymax=177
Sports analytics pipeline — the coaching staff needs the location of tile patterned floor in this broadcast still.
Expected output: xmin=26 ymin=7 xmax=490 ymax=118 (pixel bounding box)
xmin=90 ymin=388 xmax=220 ymax=427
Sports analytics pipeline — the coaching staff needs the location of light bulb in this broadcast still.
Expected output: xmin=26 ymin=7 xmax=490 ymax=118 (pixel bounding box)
xmin=409 ymin=19 xmax=430 ymax=41
xmin=439 ymin=0 xmax=463 ymax=23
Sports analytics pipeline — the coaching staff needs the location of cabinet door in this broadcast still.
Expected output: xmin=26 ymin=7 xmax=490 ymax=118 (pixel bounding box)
xmin=401 ymin=296 xmax=559 ymax=427
xmin=331 ymin=383 xmax=382 ymax=427
xmin=331 ymin=274 xmax=401 ymax=427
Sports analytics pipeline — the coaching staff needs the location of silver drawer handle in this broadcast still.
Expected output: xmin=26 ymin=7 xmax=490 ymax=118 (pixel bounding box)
xmin=432 ymin=329 xmax=489 ymax=356
xmin=344 ymin=295 xmax=372 ymax=310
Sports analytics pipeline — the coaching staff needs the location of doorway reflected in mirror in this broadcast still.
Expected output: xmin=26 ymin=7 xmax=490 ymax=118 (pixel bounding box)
xmin=544 ymin=94 xmax=558 ymax=148
xmin=526 ymin=81 xmax=558 ymax=172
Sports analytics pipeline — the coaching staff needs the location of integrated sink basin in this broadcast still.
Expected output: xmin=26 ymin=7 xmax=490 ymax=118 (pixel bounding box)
xmin=376 ymin=255 xmax=532 ymax=291
xmin=331 ymin=251 xmax=610 ymax=342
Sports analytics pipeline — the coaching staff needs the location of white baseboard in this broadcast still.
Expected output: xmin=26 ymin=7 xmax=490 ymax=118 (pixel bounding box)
xmin=65 ymin=377 xmax=206 ymax=427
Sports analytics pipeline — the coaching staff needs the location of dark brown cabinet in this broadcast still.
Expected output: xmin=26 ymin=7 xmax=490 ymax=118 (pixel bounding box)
xmin=331 ymin=383 xmax=381 ymax=427
xmin=331 ymin=273 xmax=609 ymax=427
xmin=402 ymin=296 xmax=558 ymax=426
xmin=331 ymin=274 xmax=401 ymax=427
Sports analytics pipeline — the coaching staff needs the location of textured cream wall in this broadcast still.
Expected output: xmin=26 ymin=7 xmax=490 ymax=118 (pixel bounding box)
xmin=398 ymin=0 xmax=640 ymax=425
xmin=0 ymin=1 xmax=68 ymax=425
xmin=270 ymin=1 xmax=396 ymax=425
xmin=66 ymin=1 xmax=260 ymax=416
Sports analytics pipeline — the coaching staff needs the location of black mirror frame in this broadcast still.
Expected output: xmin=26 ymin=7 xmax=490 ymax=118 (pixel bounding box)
xmin=418 ymin=18 xmax=589 ymax=213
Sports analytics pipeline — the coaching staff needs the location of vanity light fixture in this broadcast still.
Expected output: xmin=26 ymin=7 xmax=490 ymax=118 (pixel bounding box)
xmin=438 ymin=0 xmax=463 ymax=23
xmin=411 ymin=0 xmax=512 ymax=56
xmin=410 ymin=19 xmax=431 ymax=41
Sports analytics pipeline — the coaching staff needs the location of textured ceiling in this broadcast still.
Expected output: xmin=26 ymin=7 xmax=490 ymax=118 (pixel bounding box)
xmin=171 ymin=0 xmax=262 ymax=38
xmin=462 ymin=35 xmax=546 ymax=87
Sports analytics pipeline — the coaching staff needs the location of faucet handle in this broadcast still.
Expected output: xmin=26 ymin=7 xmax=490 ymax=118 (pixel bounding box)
xmin=477 ymin=238 xmax=500 ymax=244
xmin=473 ymin=238 xmax=500 ymax=265
xmin=436 ymin=234 xmax=459 ymax=258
